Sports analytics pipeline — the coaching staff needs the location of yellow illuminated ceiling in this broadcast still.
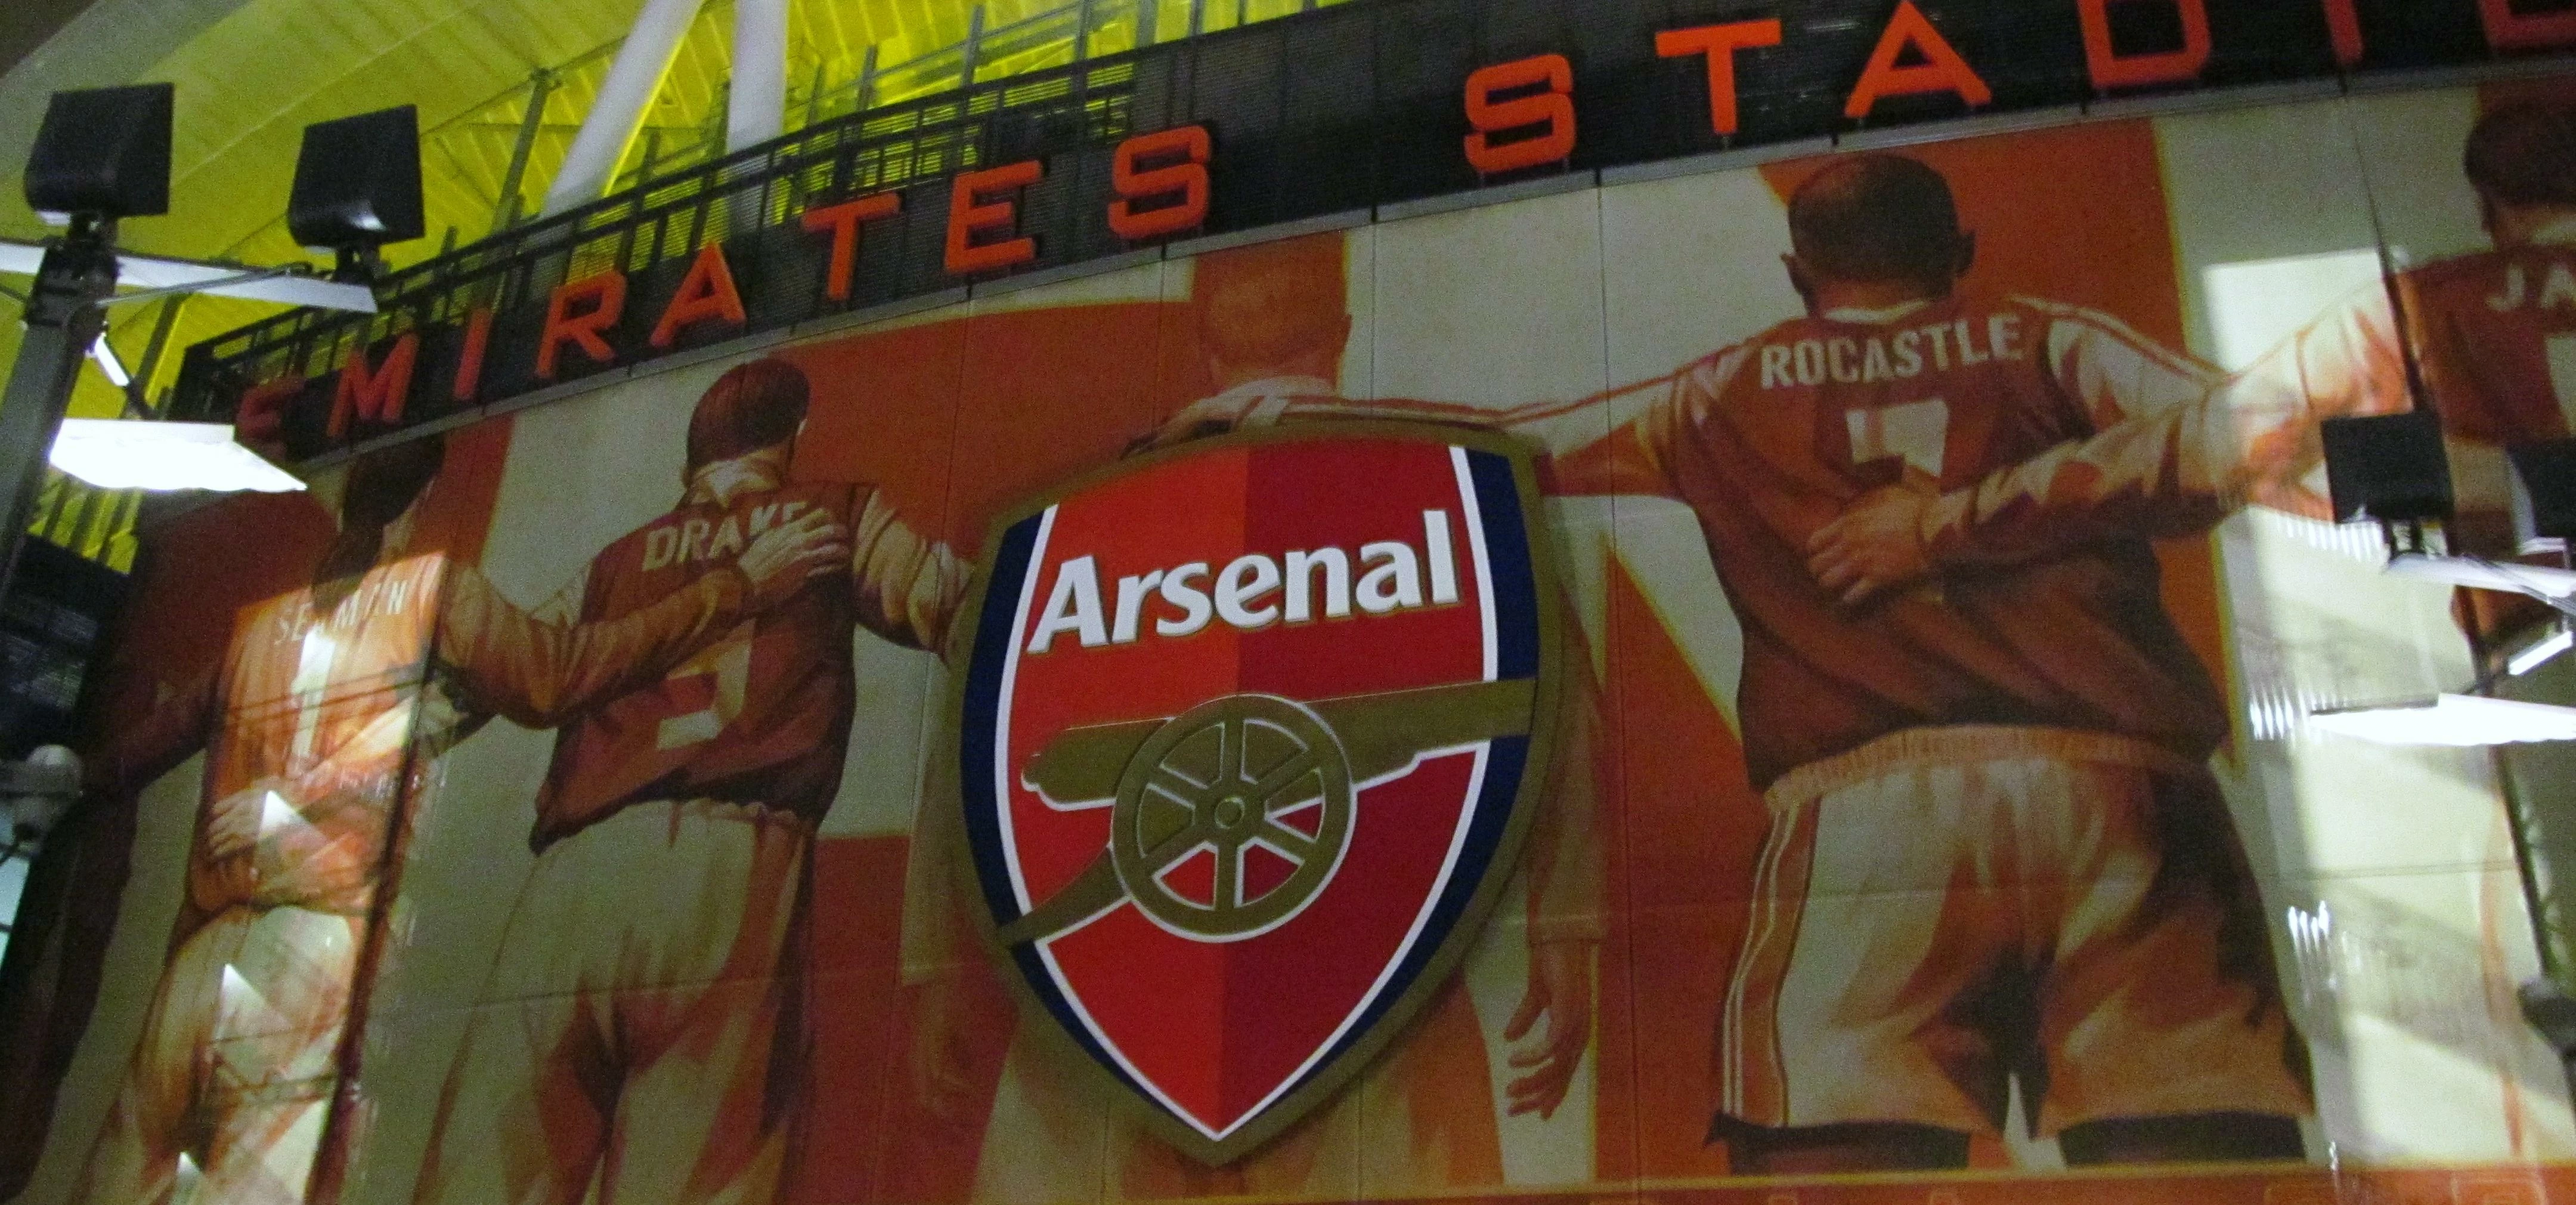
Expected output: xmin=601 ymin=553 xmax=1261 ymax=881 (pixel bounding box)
xmin=0 ymin=0 xmax=1332 ymax=564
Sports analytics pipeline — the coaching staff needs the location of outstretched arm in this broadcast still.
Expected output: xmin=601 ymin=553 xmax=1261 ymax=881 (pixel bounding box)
xmin=1137 ymin=365 xmax=1708 ymax=501
xmin=1503 ymin=631 xmax=1608 ymax=1120
xmin=1807 ymin=301 xmax=2383 ymax=602
xmin=86 ymin=660 xmax=218 ymax=808
xmin=849 ymin=489 xmax=973 ymax=655
xmin=434 ymin=510 xmax=849 ymax=727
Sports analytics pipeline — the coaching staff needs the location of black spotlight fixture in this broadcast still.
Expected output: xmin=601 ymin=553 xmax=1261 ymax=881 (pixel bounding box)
xmin=289 ymin=105 xmax=424 ymax=282
xmin=2323 ymin=410 xmax=2455 ymax=549
xmin=2509 ymin=436 xmax=2576 ymax=551
xmin=23 ymin=83 xmax=172 ymax=224
xmin=0 ymin=84 xmax=175 ymax=604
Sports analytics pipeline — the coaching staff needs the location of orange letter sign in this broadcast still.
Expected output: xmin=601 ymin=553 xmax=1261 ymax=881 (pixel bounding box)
xmin=1656 ymin=20 xmax=1783 ymax=136
xmin=2479 ymin=0 xmax=2576 ymax=50
xmin=1465 ymin=54 xmax=1577 ymax=175
xmin=651 ymin=243 xmax=749 ymax=349
xmin=946 ymin=160 xmax=1043 ymax=276
xmin=2079 ymin=0 xmax=2211 ymax=89
xmin=328 ymin=333 xmax=419 ymax=440
xmin=537 ymin=271 xmax=627 ymax=381
xmin=801 ymin=193 xmax=900 ymax=302
xmin=2320 ymin=0 xmax=2364 ymax=65
xmin=1110 ymin=126 xmax=1212 ymax=242
xmin=453 ymin=307 xmax=493 ymax=403
xmin=1844 ymin=1 xmax=1993 ymax=120
xmin=236 ymin=375 xmax=304 ymax=454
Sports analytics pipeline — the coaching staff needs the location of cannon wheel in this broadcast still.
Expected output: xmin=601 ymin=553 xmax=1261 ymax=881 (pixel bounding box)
xmin=1110 ymin=693 xmax=1355 ymax=941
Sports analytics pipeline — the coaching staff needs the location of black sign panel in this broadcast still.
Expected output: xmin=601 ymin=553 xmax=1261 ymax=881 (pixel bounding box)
xmin=169 ymin=0 xmax=2567 ymax=462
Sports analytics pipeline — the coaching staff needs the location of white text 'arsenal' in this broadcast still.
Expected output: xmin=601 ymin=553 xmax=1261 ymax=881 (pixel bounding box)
xmin=1026 ymin=510 xmax=1462 ymax=654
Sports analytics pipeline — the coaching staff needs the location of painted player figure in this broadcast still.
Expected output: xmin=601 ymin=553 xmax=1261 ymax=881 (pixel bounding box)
xmin=413 ymin=359 xmax=968 ymax=1205
xmin=76 ymin=436 xmax=846 ymax=1205
xmin=2203 ymin=103 xmax=2576 ymax=651
xmin=911 ymin=234 xmax=1604 ymax=1200
xmin=1167 ymin=156 xmax=2320 ymax=1170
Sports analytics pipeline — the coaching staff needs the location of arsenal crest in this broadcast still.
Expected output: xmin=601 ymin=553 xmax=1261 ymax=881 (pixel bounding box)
xmin=946 ymin=424 xmax=1561 ymax=1163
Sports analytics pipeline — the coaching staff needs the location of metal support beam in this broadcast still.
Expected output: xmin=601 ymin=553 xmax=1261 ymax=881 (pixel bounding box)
xmin=543 ymin=0 xmax=707 ymax=216
xmin=492 ymin=67 xmax=558 ymax=234
xmin=123 ymin=295 xmax=185 ymax=418
xmin=0 ymin=224 xmax=117 ymax=604
xmin=1136 ymin=0 xmax=1157 ymax=47
xmin=961 ymin=5 xmax=986 ymax=88
xmin=727 ymin=0 xmax=789 ymax=153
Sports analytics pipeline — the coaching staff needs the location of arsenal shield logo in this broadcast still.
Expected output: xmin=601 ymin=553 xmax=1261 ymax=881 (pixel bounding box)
xmin=945 ymin=424 xmax=1561 ymax=1163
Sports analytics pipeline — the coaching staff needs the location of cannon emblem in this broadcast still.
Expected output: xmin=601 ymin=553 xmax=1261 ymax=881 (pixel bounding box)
xmin=1002 ymin=679 xmax=1538 ymax=945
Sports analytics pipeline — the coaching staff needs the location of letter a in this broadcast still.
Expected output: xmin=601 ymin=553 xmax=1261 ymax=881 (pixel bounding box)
xmin=1028 ymin=556 xmax=1109 ymax=653
xmin=651 ymin=242 xmax=750 ymax=349
xmin=1843 ymin=1 xmax=1993 ymax=120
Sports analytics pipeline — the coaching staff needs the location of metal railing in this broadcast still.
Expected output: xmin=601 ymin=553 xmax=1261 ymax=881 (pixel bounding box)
xmin=172 ymin=45 xmax=1150 ymax=428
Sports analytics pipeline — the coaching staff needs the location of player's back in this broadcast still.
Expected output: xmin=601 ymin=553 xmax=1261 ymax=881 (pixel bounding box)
xmin=2403 ymin=238 xmax=2576 ymax=446
xmin=535 ymin=481 xmax=860 ymax=849
xmin=200 ymin=554 xmax=447 ymax=912
xmin=1665 ymin=294 xmax=2227 ymax=785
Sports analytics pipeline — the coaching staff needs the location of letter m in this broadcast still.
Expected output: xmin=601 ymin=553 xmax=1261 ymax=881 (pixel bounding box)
xmin=329 ymin=333 xmax=420 ymax=440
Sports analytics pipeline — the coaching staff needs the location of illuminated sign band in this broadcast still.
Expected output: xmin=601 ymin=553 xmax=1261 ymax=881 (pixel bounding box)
xmin=177 ymin=0 xmax=2574 ymax=461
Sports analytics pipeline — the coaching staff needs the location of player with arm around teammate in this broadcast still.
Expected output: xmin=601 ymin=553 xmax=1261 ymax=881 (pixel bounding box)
xmin=76 ymin=435 xmax=847 ymax=1205
xmin=413 ymin=359 xmax=967 ymax=1205
xmin=1160 ymin=155 xmax=2315 ymax=1171
xmin=1805 ymin=104 xmax=2576 ymax=650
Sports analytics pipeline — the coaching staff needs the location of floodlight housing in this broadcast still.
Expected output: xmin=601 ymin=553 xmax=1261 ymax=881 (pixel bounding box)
xmin=2510 ymin=436 xmax=2576 ymax=549
xmin=2323 ymin=410 xmax=2453 ymax=525
xmin=23 ymin=84 xmax=172 ymax=220
xmin=288 ymin=106 xmax=425 ymax=255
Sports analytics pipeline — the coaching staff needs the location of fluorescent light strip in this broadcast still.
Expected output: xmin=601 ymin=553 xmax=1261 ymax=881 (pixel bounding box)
xmin=2309 ymin=693 xmax=2576 ymax=746
xmin=2510 ymin=629 xmax=2576 ymax=678
xmin=48 ymin=419 xmax=304 ymax=492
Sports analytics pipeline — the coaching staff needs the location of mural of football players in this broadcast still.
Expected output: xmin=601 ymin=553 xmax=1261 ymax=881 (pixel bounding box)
xmin=72 ymin=435 xmax=845 ymax=1205
xmin=905 ymin=234 xmax=1606 ymax=1201
xmin=1165 ymin=153 xmax=2327 ymax=1171
xmin=410 ymin=359 xmax=968 ymax=1205
xmin=2212 ymin=101 xmax=2576 ymax=648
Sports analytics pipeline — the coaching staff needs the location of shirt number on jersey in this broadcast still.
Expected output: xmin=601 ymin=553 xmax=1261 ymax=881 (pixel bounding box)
xmin=656 ymin=622 xmax=754 ymax=750
xmin=1846 ymin=398 xmax=1949 ymax=485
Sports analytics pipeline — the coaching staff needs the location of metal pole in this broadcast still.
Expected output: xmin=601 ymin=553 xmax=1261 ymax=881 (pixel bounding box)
xmin=1188 ymin=0 xmax=1205 ymax=38
xmin=727 ymin=0 xmax=790 ymax=153
xmin=123 ymin=295 xmax=186 ymax=418
xmin=492 ymin=68 xmax=558 ymax=235
xmin=543 ymin=0 xmax=708 ymax=215
xmin=856 ymin=43 xmax=880 ymax=112
xmin=0 ymin=221 xmax=118 ymax=605
xmin=961 ymin=5 xmax=987 ymax=88
xmin=1135 ymin=0 xmax=1157 ymax=47
xmin=1076 ymin=0 xmax=1095 ymax=61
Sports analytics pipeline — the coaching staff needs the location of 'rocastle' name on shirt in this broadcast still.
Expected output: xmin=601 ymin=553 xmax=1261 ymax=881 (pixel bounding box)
xmin=1026 ymin=510 xmax=1462 ymax=654
xmin=1759 ymin=313 xmax=2028 ymax=390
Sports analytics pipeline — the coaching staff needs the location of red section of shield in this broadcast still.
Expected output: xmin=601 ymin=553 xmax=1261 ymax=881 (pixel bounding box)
xmin=991 ymin=437 xmax=1496 ymax=1140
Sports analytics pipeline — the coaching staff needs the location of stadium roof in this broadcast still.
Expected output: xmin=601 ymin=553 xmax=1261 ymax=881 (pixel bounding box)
xmin=0 ymin=0 xmax=1331 ymax=564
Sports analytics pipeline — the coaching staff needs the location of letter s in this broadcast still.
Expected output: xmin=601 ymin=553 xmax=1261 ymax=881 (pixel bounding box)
xmin=1157 ymin=563 xmax=1215 ymax=638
